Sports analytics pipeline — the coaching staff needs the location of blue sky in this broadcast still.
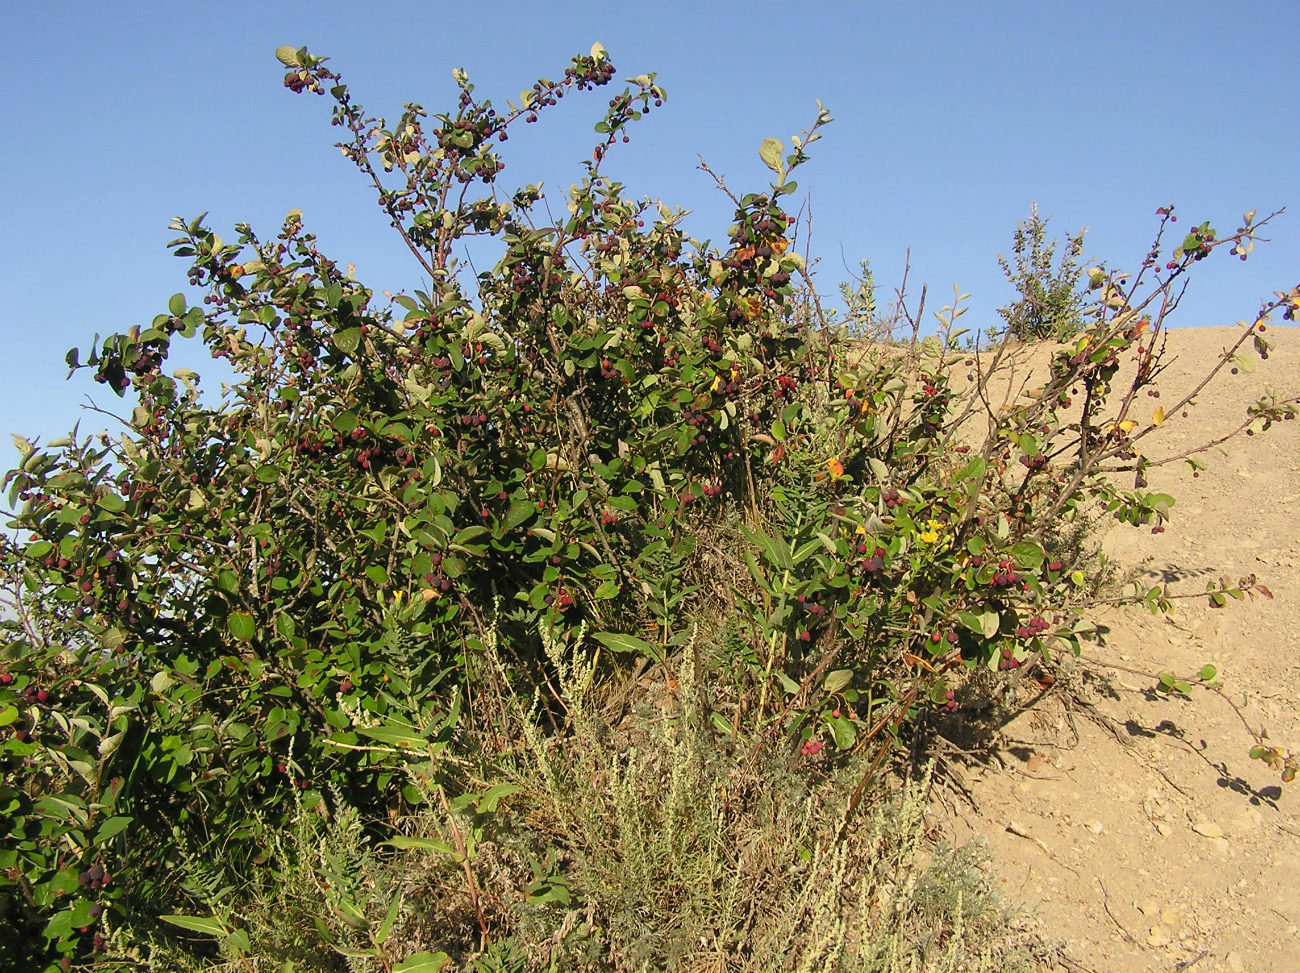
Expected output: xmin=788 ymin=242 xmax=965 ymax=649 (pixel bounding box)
xmin=2 ymin=0 xmax=1296 ymax=456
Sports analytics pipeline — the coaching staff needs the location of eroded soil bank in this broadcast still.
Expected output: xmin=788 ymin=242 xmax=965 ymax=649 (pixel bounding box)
xmin=936 ymin=325 xmax=1300 ymax=973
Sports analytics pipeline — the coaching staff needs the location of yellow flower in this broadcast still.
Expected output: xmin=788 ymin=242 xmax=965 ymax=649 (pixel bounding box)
xmin=827 ymin=457 xmax=844 ymax=478
xmin=919 ymin=519 xmax=944 ymax=544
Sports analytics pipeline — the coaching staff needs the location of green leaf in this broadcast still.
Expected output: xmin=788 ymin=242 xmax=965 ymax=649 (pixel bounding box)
xmin=592 ymin=631 xmax=662 ymax=664
xmin=376 ymin=892 xmax=403 ymax=945
xmin=95 ymin=815 xmax=134 ymax=842
xmin=478 ymin=783 xmax=522 ymax=813
xmin=452 ymin=525 xmax=490 ymax=546
xmin=228 ymin=612 xmax=256 ymax=642
xmin=97 ymin=492 xmax=126 ymax=513
xmin=160 ymin=914 xmax=228 ymax=937
xmin=954 ymin=456 xmax=986 ymax=482
xmin=275 ymin=45 xmax=303 ymax=68
xmin=275 ymin=613 xmax=296 ymax=640
xmin=226 ymin=929 xmax=252 ymax=953
xmin=827 ymin=714 xmax=856 ymax=750
xmin=500 ymin=500 xmax=535 ymax=532
xmin=365 ymin=565 xmax=389 ymax=586
xmin=255 ymin=464 xmax=281 ymax=484
xmin=332 ymin=411 xmax=359 ymax=434
xmin=393 ymin=952 xmax=452 ymax=973
xmin=822 ymin=669 xmax=853 ymax=695
xmin=1010 ymin=541 xmax=1044 ymax=570
xmin=334 ymin=328 xmax=362 ymax=356
xmin=168 ymin=293 xmax=187 ymax=316
xmin=759 ymin=137 xmax=784 ymax=175
xmin=1197 ymin=664 xmax=1218 ymax=682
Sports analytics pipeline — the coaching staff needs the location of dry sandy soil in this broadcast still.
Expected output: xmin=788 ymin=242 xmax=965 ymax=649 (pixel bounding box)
xmin=933 ymin=325 xmax=1300 ymax=972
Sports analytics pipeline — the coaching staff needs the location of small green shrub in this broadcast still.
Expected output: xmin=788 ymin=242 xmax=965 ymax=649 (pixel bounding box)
xmin=996 ymin=204 xmax=1088 ymax=341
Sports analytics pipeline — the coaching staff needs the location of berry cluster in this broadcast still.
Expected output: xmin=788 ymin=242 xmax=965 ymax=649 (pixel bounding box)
xmin=989 ymin=558 xmax=1022 ymax=588
xmin=861 ymin=546 xmax=887 ymax=574
xmin=681 ymin=407 xmax=713 ymax=448
xmin=799 ymin=738 xmax=825 ymax=758
xmin=1015 ymin=614 xmax=1049 ymax=639
xmin=565 ymin=53 xmax=617 ymax=91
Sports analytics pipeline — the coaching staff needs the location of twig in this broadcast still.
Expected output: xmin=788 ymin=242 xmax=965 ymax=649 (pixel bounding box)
xmin=1005 ymin=820 xmax=1051 ymax=857
xmin=1094 ymin=876 xmax=1140 ymax=945
xmin=439 ymin=788 xmax=491 ymax=942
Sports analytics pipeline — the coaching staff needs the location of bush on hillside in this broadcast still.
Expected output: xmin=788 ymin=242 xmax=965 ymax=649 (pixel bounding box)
xmin=1 ymin=43 xmax=1295 ymax=971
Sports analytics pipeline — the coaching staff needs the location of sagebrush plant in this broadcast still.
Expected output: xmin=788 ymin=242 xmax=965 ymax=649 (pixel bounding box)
xmin=457 ymin=627 xmax=1049 ymax=973
xmin=1 ymin=41 xmax=1297 ymax=970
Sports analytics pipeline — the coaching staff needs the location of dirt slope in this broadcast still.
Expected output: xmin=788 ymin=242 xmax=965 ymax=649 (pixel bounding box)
xmin=938 ymin=325 xmax=1300 ymax=973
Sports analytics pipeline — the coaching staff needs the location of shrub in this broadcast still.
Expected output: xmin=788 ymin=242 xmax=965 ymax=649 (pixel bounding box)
xmin=1 ymin=43 xmax=1295 ymax=970
xmin=996 ymin=204 xmax=1088 ymax=341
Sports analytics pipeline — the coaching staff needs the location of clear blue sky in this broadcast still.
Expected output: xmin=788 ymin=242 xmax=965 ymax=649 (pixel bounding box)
xmin=2 ymin=0 xmax=1296 ymax=456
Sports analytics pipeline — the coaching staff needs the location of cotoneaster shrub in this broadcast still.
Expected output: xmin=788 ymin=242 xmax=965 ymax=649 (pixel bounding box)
xmin=1 ymin=43 xmax=1296 ymax=971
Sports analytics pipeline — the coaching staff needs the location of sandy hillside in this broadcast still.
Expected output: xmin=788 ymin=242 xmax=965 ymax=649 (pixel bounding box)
xmin=936 ymin=325 xmax=1300 ymax=973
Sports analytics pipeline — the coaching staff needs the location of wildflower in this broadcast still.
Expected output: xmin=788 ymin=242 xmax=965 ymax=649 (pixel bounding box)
xmin=919 ymin=519 xmax=944 ymax=544
xmin=827 ymin=457 xmax=844 ymax=478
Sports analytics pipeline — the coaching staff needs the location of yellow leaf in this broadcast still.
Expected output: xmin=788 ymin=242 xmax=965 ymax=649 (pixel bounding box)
xmin=1152 ymin=407 xmax=1166 ymax=427
xmin=1118 ymin=420 xmax=1137 ymax=433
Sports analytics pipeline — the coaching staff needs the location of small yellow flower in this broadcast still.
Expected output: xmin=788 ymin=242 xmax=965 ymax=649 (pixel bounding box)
xmin=854 ymin=524 xmax=867 ymax=536
xmin=919 ymin=519 xmax=944 ymax=544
